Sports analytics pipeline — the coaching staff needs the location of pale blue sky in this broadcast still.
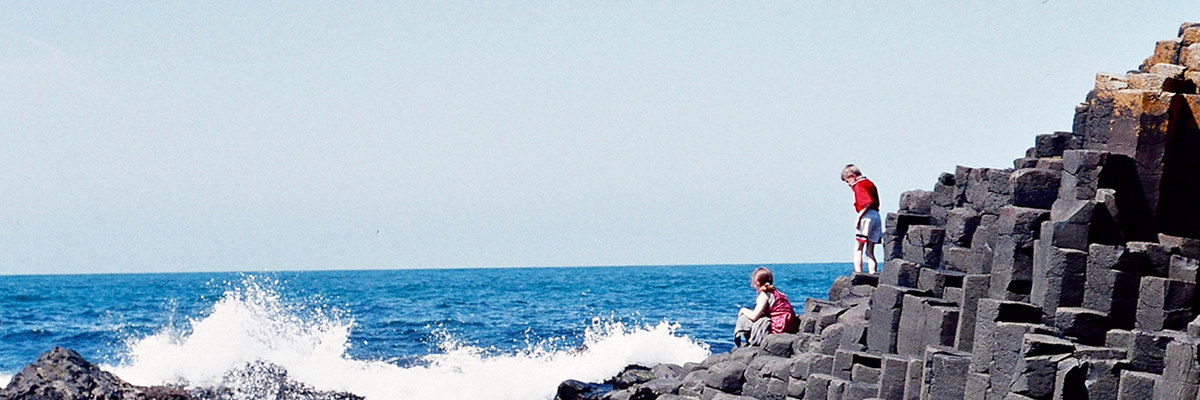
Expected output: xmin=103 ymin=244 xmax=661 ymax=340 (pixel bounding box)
xmin=1 ymin=2 xmax=1196 ymax=274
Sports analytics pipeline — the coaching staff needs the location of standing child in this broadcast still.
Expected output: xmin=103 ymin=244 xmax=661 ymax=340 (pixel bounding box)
xmin=734 ymin=267 xmax=799 ymax=347
xmin=842 ymin=164 xmax=881 ymax=274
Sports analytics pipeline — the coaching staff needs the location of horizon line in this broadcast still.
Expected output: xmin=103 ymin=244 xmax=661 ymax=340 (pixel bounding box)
xmin=0 ymin=260 xmax=852 ymax=278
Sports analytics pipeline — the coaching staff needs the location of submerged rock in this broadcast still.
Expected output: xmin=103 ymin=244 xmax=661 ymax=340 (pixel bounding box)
xmin=188 ymin=360 xmax=363 ymax=400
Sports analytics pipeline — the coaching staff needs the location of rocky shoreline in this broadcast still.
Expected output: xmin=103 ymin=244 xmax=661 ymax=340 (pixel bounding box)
xmin=555 ymin=22 xmax=1200 ymax=400
xmin=0 ymin=347 xmax=361 ymax=400
xmin=6 ymin=21 xmax=1200 ymax=400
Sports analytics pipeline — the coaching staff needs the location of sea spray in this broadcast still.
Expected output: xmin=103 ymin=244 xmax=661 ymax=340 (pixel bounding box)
xmin=108 ymin=276 xmax=355 ymax=389
xmin=338 ymin=319 xmax=709 ymax=399
xmin=106 ymin=276 xmax=710 ymax=400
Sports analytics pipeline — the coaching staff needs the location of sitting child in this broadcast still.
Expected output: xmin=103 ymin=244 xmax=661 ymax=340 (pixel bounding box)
xmin=734 ymin=267 xmax=800 ymax=347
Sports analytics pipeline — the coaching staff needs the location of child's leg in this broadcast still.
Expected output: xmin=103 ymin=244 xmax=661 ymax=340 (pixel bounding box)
xmin=853 ymin=241 xmax=865 ymax=273
xmin=734 ymin=313 xmax=754 ymax=347
xmin=864 ymin=241 xmax=877 ymax=274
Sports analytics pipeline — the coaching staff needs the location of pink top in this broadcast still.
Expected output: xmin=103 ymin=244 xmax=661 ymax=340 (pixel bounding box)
xmin=768 ymin=290 xmax=800 ymax=334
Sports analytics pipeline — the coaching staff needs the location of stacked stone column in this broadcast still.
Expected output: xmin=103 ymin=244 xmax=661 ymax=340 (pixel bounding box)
xmin=558 ymin=21 xmax=1200 ymax=400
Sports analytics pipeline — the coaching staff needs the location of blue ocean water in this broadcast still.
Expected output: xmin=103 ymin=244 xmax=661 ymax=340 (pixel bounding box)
xmin=0 ymin=263 xmax=845 ymax=399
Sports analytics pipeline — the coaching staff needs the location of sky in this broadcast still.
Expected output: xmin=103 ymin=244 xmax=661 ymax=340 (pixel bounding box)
xmin=1 ymin=2 xmax=1197 ymax=275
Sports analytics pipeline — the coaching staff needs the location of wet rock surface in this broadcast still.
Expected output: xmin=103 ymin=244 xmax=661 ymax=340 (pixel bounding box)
xmin=0 ymin=347 xmax=188 ymax=400
xmin=0 ymin=347 xmax=362 ymax=400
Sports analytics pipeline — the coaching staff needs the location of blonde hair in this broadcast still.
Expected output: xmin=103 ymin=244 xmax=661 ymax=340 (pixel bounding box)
xmin=751 ymin=267 xmax=775 ymax=292
xmin=841 ymin=164 xmax=862 ymax=181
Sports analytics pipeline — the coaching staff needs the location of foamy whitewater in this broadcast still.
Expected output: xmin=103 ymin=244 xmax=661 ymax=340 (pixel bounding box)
xmin=0 ymin=264 xmax=845 ymax=399
xmin=106 ymin=279 xmax=709 ymax=399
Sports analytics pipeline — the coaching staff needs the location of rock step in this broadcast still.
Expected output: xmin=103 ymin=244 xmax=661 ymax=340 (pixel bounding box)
xmin=558 ymin=21 xmax=1200 ymax=400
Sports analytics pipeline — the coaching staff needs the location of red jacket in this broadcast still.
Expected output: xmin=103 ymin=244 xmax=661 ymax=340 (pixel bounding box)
xmin=852 ymin=178 xmax=880 ymax=212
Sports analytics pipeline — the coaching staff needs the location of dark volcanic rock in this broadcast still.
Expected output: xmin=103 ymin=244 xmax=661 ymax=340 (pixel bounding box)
xmin=0 ymin=348 xmax=362 ymax=400
xmin=0 ymin=347 xmax=188 ymax=400
xmin=556 ymin=379 xmax=610 ymax=400
xmin=613 ymin=365 xmax=657 ymax=390
xmin=558 ymin=22 xmax=1200 ymax=400
xmin=190 ymin=360 xmax=363 ymax=400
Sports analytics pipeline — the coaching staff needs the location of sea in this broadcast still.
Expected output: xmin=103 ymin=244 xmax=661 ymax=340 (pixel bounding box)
xmin=0 ymin=263 xmax=846 ymax=400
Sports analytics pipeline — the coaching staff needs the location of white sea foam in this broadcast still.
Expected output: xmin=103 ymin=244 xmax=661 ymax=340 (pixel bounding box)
xmin=105 ymin=277 xmax=710 ymax=400
xmin=0 ymin=373 xmax=11 ymax=388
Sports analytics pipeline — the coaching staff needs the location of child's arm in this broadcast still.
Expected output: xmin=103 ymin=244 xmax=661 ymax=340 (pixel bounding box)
xmin=739 ymin=292 xmax=771 ymax=321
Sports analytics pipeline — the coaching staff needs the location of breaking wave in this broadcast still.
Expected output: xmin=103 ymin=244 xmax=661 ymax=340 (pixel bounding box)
xmin=104 ymin=277 xmax=710 ymax=400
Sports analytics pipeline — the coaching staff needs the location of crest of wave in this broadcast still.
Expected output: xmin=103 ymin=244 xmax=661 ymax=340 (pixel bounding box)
xmin=108 ymin=276 xmax=710 ymax=400
xmin=107 ymin=276 xmax=354 ymax=391
xmin=363 ymin=318 xmax=711 ymax=400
